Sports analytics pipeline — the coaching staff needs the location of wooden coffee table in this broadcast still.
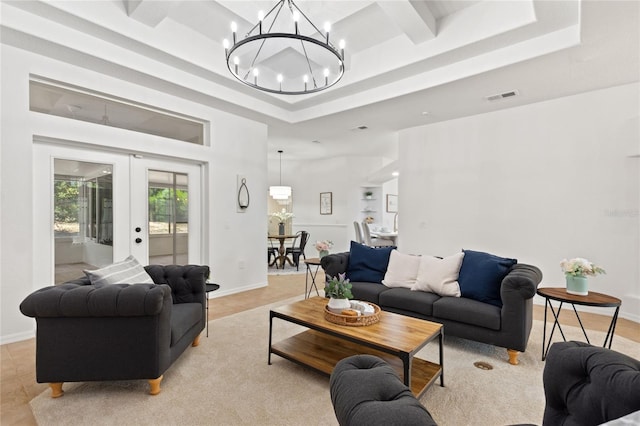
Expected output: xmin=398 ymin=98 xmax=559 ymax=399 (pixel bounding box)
xmin=268 ymin=297 xmax=443 ymax=397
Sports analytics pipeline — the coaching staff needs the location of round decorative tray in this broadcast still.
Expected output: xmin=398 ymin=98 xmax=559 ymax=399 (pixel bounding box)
xmin=324 ymin=302 xmax=381 ymax=327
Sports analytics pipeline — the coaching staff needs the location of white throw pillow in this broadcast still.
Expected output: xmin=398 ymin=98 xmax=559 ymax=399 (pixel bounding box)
xmin=382 ymin=250 xmax=421 ymax=289
xmin=84 ymin=255 xmax=154 ymax=287
xmin=412 ymin=252 xmax=464 ymax=297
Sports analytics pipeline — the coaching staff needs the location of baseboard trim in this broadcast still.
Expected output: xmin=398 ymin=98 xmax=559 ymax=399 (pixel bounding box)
xmin=207 ymin=281 xmax=267 ymax=299
xmin=0 ymin=330 xmax=35 ymax=345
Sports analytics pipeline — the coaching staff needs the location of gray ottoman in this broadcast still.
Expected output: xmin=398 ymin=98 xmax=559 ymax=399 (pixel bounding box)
xmin=330 ymin=355 xmax=437 ymax=426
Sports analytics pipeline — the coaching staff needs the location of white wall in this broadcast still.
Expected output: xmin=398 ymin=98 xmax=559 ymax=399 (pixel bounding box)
xmin=1 ymin=44 xmax=269 ymax=343
xmin=269 ymin=155 xmax=394 ymax=256
xmin=399 ymin=83 xmax=640 ymax=321
xmin=382 ymin=179 xmax=399 ymax=232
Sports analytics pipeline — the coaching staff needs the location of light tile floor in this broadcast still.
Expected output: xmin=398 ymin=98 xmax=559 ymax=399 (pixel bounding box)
xmin=2 ymin=272 xmax=638 ymax=425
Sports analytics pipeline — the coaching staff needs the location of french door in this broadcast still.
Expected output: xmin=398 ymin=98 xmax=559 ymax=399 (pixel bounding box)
xmin=130 ymin=156 xmax=202 ymax=266
xmin=34 ymin=143 xmax=203 ymax=285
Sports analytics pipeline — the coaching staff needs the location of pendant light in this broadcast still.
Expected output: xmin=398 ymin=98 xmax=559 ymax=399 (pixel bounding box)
xmin=269 ymin=150 xmax=291 ymax=200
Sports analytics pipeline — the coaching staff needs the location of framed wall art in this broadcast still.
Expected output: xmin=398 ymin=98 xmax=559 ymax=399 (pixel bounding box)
xmin=320 ymin=192 xmax=332 ymax=215
xmin=386 ymin=194 xmax=398 ymax=213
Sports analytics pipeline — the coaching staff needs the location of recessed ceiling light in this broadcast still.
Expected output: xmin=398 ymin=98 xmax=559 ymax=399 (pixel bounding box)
xmin=392 ymin=171 xmax=399 ymax=177
xmin=421 ymin=111 xmax=430 ymax=116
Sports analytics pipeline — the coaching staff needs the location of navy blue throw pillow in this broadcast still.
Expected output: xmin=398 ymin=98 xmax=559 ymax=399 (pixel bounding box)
xmin=458 ymin=249 xmax=517 ymax=307
xmin=346 ymin=241 xmax=395 ymax=284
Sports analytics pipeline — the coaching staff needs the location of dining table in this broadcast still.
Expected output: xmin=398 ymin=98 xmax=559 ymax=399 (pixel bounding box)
xmin=268 ymin=234 xmax=297 ymax=269
xmin=370 ymin=230 xmax=398 ymax=245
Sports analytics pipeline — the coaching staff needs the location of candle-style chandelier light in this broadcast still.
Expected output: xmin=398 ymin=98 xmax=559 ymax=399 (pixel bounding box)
xmin=223 ymin=0 xmax=345 ymax=95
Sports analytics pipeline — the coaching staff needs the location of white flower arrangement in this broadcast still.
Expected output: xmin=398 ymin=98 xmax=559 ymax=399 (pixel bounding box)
xmin=560 ymin=257 xmax=605 ymax=277
xmin=270 ymin=208 xmax=294 ymax=222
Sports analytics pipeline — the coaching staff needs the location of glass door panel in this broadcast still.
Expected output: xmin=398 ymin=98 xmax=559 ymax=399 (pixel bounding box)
xmin=53 ymin=159 xmax=114 ymax=283
xmin=148 ymin=170 xmax=189 ymax=265
xmin=130 ymin=157 xmax=201 ymax=266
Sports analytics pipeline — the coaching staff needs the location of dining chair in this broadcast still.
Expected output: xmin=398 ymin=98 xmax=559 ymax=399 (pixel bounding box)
xmin=353 ymin=221 xmax=363 ymax=244
xmin=361 ymin=220 xmax=374 ymax=246
xmin=267 ymin=238 xmax=279 ymax=268
xmin=286 ymin=230 xmax=309 ymax=270
xmin=361 ymin=221 xmax=393 ymax=248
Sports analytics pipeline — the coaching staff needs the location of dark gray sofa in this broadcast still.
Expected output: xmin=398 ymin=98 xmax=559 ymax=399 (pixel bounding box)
xmin=330 ymin=355 xmax=437 ymax=426
xmin=321 ymin=252 xmax=542 ymax=365
xmin=19 ymin=264 xmax=208 ymax=397
xmin=543 ymin=341 xmax=640 ymax=426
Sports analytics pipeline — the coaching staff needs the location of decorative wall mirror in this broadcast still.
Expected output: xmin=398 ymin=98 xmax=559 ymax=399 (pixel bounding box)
xmin=237 ymin=176 xmax=250 ymax=210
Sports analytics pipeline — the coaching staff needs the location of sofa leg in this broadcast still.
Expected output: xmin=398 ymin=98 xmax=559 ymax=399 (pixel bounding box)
xmin=507 ymin=349 xmax=519 ymax=365
xmin=192 ymin=334 xmax=201 ymax=347
xmin=49 ymin=382 xmax=64 ymax=398
xmin=148 ymin=375 xmax=163 ymax=395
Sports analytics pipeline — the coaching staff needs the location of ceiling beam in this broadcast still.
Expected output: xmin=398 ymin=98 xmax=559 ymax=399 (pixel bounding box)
xmin=376 ymin=1 xmax=436 ymax=44
xmin=124 ymin=0 xmax=172 ymax=27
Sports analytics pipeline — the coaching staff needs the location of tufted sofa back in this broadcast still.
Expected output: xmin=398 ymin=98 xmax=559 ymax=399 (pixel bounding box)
xmin=320 ymin=252 xmax=350 ymax=281
xmin=543 ymin=341 xmax=640 ymax=426
xmin=145 ymin=264 xmax=209 ymax=304
xmin=20 ymin=283 xmax=170 ymax=318
xmin=53 ymin=264 xmax=209 ymax=305
xmin=330 ymin=354 xmax=437 ymax=426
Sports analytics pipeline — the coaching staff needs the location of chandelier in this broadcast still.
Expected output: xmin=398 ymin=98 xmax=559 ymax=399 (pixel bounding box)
xmin=270 ymin=150 xmax=291 ymax=200
xmin=223 ymin=0 xmax=345 ymax=95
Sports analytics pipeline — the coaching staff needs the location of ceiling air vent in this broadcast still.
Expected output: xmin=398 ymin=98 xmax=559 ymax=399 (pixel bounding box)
xmin=485 ymin=90 xmax=519 ymax=102
xmin=350 ymin=125 xmax=369 ymax=132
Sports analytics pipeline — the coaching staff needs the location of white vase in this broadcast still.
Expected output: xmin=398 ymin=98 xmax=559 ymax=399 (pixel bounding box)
xmin=327 ymin=298 xmax=351 ymax=313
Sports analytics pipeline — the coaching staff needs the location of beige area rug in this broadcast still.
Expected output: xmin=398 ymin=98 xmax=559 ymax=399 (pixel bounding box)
xmin=267 ymin=264 xmax=307 ymax=276
xmin=31 ymin=298 xmax=639 ymax=426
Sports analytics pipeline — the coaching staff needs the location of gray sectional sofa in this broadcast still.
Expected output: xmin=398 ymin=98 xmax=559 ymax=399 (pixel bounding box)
xmin=321 ymin=251 xmax=542 ymax=365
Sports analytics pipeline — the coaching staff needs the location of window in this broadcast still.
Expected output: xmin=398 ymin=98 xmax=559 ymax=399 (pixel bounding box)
xmin=30 ymin=78 xmax=205 ymax=144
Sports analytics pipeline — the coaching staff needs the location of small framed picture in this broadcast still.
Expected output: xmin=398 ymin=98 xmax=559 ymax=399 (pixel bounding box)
xmin=320 ymin=192 xmax=332 ymax=215
xmin=386 ymin=194 xmax=398 ymax=213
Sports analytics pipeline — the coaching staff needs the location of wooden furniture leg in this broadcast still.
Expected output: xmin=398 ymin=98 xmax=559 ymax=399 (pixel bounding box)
xmin=279 ymin=239 xmax=286 ymax=269
xmin=507 ymin=349 xmax=519 ymax=365
xmin=49 ymin=382 xmax=64 ymax=398
xmin=192 ymin=334 xmax=201 ymax=347
xmin=148 ymin=375 xmax=163 ymax=395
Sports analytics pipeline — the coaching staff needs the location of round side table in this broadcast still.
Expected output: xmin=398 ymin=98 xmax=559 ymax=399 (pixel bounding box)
xmin=536 ymin=286 xmax=621 ymax=361
xmin=303 ymin=258 xmax=322 ymax=299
